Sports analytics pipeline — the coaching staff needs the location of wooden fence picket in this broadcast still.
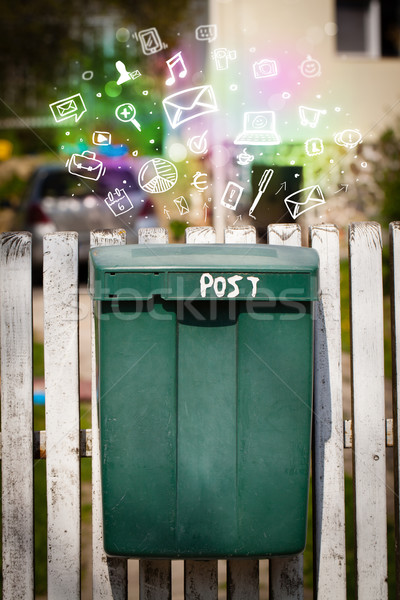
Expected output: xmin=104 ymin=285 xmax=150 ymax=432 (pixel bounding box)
xmin=0 ymin=221 xmax=396 ymax=599
xmin=137 ymin=226 xmax=172 ymax=600
xmin=349 ymin=222 xmax=388 ymax=599
xmin=390 ymin=222 xmax=400 ymax=599
xmin=43 ymin=232 xmax=81 ymax=600
xmin=310 ymin=225 xmax=346 ymax=599
xmin=0 ymin=232 xmax=34 ymax=600
xmin=184 ymin=225 xmax=219 ymax=600
xmin=268 ymin=223 xmax=304 ymax=600
xmin=224 ymin=225 xmax=260 ymax=600
xmin=90 ymin=229 xmax=128 ymax=600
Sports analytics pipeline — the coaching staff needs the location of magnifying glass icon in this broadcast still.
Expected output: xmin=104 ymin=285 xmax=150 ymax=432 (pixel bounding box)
xmin=115 ymin=103 xmax=141 ymax=131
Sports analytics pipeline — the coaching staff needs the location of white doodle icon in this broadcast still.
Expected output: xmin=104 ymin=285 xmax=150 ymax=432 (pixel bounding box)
xmin=253 ymin=59 xmax=278 ymax=79
xmin=237 ymin=148 xmax=254 ymax=165
xmin=174 ymin=196 xmax=189 ymax=215
xmin=133 ymin=27 xmax=167 ymax=55
xmin=211 ymin=48 xmax=236 ymax=70
xmin=138 ymin=158 xmax=178 ymax=194
xmin=104 ymin=188 xmax=134 ymax=216
xmin=305 ymin=138 xmax=324 ymax=156
xmin=234 ymin=111 xmax=280 ymax=145
xmin=284 ymin=185 xmax=325 ymax=219
xmin=299 ymin=55 xmax=321 ymax=78
xmin=298 ymin=106 xmax=326 ymax=128
xmin=163 ymin=85 xmax=218 ymax=129
xmin=334 ymin=129 xmax=362 ymax=149
xmin=249 ymin=169 xmax=274 ymax=219
xmin=115 ymin=61 xmax=141 ymax=85
xmin=115 ymin=103 xmax=141 ymax=131
xmin=195 ymin=24 xmax=217 ymax=43
xmin=66 ymin=151 xmax=106 ymax=181
xmin=188 ymin=131 xmax=208 ymax=154
xmin=49 ymin=93 xmax=86 ymax=123
xmin=92 ymin=131 xmax=111 ymax=146
xmin=165 ymin=51 xmax=187 ymax=86
xmin=220 ymin=181 xmax=244 ymax=211
xmin=191 ymin=171 xmax=208 ymax=192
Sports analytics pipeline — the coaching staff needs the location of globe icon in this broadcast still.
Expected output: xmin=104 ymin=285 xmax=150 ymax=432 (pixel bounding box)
xmin=138 ymin=158 xmax=178 ymax=194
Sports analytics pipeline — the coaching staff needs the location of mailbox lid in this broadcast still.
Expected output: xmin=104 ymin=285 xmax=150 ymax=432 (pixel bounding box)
xmin=90 ymin=244 xmax=319 ymax=301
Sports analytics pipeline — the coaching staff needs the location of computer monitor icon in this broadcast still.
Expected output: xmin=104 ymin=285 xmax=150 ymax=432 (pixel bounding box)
xmin=234 ymin=111 xmax=281 ymax=145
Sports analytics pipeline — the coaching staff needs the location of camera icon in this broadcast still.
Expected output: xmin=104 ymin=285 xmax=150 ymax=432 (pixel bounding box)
xmin=253 ymin=59 xmax=278 ymax=79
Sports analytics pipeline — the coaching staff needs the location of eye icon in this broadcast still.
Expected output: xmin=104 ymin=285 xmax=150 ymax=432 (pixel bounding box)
xmin=252 ymin=116 xmax=267 ymax=129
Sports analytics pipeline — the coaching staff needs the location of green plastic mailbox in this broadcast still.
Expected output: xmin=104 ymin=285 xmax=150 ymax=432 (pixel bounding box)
xmin=90 ymin=243 xmax=319 ymax=559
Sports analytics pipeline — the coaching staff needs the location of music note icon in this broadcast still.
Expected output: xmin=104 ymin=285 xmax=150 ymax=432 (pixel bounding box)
xmin=165 ymin=51 xmax=188 ymax=86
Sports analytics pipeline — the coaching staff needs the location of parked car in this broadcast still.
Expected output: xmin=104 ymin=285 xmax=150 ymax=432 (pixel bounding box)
xmin=15 ymin=157 xmax=159 ymax=269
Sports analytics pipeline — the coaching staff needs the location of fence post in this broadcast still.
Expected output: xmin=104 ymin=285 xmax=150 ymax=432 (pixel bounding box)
xmin=268 ymin=223 xmax=304 ymax=600
xmin=390 ymin=222 xmax=400 ymax=599
xmin=90 ymin=229 xmax=128 ymax=600
xmin=310 ymin=224 xmax=346 ymax=599
xmin=43 ymin=232 xmax=81 ymax=599
xmin=0 ymin=232 xmax=34 ymax=600
xmin=224 ymin=225 xmax=260 ymax=600
xmin=349 ymin=222 xmax=387 ymax=599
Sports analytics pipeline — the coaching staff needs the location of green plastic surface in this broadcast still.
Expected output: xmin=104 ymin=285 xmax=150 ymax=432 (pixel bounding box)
xmin=93 ymin=244 xmax=318 ymax=558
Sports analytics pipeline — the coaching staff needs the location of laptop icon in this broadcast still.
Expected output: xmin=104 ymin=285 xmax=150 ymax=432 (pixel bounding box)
xmin=234 ymin=111 xmax=281 ymax=145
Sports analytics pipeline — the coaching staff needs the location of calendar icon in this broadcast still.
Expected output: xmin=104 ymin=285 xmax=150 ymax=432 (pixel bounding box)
xmin=104 ymin=188 xmax=134 ymax=217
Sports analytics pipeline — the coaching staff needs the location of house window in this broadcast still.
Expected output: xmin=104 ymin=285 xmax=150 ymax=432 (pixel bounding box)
xmin=336 ymin=0 xmax=400 ymax=57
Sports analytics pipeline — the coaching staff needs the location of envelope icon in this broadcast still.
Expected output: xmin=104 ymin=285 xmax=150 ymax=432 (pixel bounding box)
xmin=58 ymin=99 xmax=77 ymax=116
xmin=284 ymin=185 xmax=325 ymax=219
xmin=174 ymin=196 xmax=189 ymax=215
xmin=163 ymin=85 xmax=218 ymax=129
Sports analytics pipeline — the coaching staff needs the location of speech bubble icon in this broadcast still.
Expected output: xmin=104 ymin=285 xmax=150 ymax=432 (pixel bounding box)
xmin=49 ymin=93 xmax=87 ymax=123
xmin=195 ymin=24 xmax=217 ymax=43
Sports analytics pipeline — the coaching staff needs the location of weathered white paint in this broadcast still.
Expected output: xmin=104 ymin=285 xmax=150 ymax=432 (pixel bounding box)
xmin=138 ymin=227 xmax=172 ymax=600
xmin=140 ymin=560 xmax=171 ymax=600
xmin=390 ymin=222 xmax=400 ymax=595
xmin=349 ymin=222 xmax=388 ymax=600
xmin=185 ymin=226 xmax=218 ymax=599
xmin=186 ymin=226 xmax=216 ymax=244
xmin=90 ymin=229 xmax=128 ymax=600
xmin=138 ymin=227 xmax=169 ymax=244
xmin=0 ymin=232 xmax=34 ymax=600
xmin=223 ymin=226 xmax=259 ymax=600
xmin=310 ymin=224 xmax=346 ymax=599
xmin=268 ymin=223 xmax=304 ymax=600
xmin=224 ymin=225 xmax=257 ymax=244
xmin=43 ymin=232 xmax=80 ymax=600
xmin=184 ymin=560 xmax=218 ymax=600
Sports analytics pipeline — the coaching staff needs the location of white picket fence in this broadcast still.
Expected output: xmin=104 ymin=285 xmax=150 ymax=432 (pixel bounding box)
xmin=0 ymin=221 xmax=398 ymax=599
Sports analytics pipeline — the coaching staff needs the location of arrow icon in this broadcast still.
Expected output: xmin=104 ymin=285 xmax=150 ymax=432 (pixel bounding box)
xmin=335 ymin=184 xmax=349 ymax=194
xmin=233 ymin=214 xmax=242 ymax=225
xmin=275 ymin=182 xmax=287 ymax=195
xmin=203 ymin=202 xmax=209 ymax=223
xmin=164 ymin=207 xmax=171 ymax=220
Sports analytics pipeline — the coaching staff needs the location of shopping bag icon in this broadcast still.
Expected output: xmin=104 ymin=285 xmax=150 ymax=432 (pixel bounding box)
xmin=174 ymin=196 xmax=189 ymax=215
xmin=163 ymin=85 xmax=218 ymax=129
xmin=66 ymin=151 xmax=106 ymax=181
xmin=104 ymin=188 xmax=134 ymax=217
xmin=284 ymin=185 xmax=325 ymax=219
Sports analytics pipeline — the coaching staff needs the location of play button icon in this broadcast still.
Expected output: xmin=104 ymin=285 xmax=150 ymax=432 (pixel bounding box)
xmin=92 ymin=131 xmax=111 ymax=146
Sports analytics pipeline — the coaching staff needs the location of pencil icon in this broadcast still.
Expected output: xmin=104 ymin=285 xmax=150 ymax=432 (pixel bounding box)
xmin=249 ymin=169 xmax=274 ymax=219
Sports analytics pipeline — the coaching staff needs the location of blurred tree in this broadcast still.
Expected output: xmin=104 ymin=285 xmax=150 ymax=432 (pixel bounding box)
xmin=0 ymin=0 xmax=193 ymax=116
xmin=373 ymin=120 xmax=400 ymax=226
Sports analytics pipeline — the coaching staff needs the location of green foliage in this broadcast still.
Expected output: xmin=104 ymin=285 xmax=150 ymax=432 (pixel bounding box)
xmin=169 ymin=219 xmax=189 ymax=241
xmin=373 ymin=118 xmax=400 ymax=226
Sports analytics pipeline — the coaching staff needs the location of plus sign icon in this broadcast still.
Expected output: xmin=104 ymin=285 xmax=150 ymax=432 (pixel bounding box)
xmin=115 ymin=103 xmax=141 ymax=131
